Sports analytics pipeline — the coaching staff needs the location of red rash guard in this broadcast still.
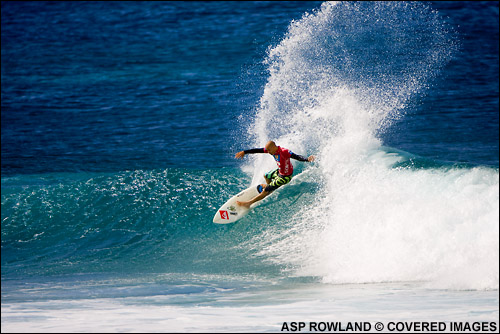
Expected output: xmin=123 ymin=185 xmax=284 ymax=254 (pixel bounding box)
xmin=243 ymin=146 xmax=308 ymax=176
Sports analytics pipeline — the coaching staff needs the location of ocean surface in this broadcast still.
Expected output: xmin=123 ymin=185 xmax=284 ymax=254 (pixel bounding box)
xmin=1 ymin=1 xmax=498 ymax=332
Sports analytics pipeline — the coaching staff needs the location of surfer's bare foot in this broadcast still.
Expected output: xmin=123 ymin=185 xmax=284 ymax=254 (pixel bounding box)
xmin=236 ymin=200 xmax=251 ymax=208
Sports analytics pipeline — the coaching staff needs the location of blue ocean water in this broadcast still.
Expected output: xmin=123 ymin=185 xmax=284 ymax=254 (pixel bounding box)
xmin=2 ymin=1 xmax=499 ymax=332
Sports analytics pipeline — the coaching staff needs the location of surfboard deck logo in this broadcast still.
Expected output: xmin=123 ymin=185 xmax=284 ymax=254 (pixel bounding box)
xmin=213 ymin=185 xmax=261 ymax=224
xmin=219 ymin=210 xmax=229 ymax=220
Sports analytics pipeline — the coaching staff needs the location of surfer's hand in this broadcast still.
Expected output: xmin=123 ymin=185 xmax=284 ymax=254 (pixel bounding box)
xmin=235 ymin=151 xmax=245 ymax=159
xmin=308 ymin=155 xmax=315 ymax=162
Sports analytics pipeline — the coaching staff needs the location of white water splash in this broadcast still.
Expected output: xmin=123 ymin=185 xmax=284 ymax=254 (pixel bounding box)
xmin=246 ymin=1 xmax=498 ymax=290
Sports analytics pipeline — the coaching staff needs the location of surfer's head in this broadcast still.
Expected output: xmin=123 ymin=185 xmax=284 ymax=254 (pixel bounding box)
xmin=265 ymin=141 xmax=278 ymax=155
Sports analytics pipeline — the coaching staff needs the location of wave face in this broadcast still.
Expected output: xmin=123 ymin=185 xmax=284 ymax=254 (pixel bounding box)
xmin=242 ymin=2 xmax=499 ymax=290
xmin=1 ymin=169 xmax=282 ymax=277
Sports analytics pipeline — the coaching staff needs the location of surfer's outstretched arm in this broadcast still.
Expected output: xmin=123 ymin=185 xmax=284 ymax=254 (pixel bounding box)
xmin=235 ymin=148 xmax=266 ymax=159
xmin=236 ymin=149 xmax=314 ymax=161
xmin=291 ymin=152 xmax=315 ymax=162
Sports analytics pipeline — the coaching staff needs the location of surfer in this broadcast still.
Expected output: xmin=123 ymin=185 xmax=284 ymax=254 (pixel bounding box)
xmin=235 ymin=141 xmax=315 ymax=208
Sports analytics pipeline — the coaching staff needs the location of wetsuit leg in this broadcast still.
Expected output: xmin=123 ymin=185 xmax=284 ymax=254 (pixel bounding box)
xmin=265 ymin=173 xmax=292 ymax=192
xmin=264 ymin=169 xmax=279 ymax=185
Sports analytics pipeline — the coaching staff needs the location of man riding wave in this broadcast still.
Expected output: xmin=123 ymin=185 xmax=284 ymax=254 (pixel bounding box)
xmin=234 ymin=141 xmax=315 ymax=207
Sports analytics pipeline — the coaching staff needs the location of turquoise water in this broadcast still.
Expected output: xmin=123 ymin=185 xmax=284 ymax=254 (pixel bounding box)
xmin=2 ymin=1 xmax=498 ymax=332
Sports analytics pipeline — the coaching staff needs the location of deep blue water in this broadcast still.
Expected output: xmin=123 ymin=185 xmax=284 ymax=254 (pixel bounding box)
xmin=1 ymin=1 xmax=498 ymax=176
xmin=1 ymin=1 xmax=323 ymax=174
xmin=385 ymin=1 xmax=499 ymax=166
xmin=1 ymin=1 xmax=499 ymax=331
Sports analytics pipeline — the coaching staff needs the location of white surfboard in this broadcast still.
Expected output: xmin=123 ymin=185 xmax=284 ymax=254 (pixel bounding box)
xmin=213 ymin=184 xmax=261 ymax=224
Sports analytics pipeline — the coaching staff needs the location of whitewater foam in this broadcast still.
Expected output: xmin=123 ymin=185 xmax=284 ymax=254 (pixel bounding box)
xmin=244 ymin=1 xmax=498 ymax=290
